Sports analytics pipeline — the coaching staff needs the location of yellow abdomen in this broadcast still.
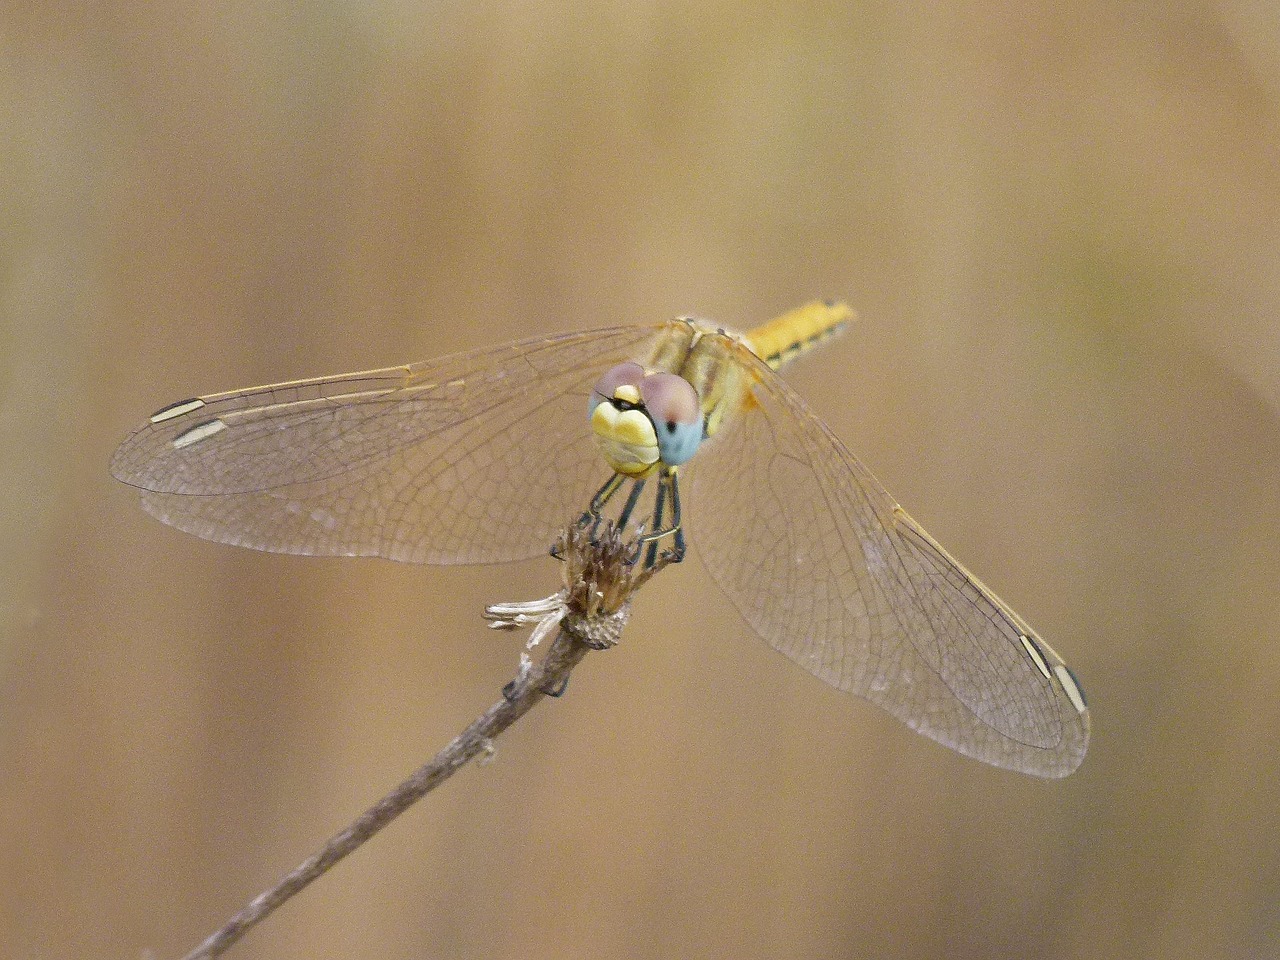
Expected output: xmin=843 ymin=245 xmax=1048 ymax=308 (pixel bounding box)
xmin=745 ymin=300 xmax=854 ymax=370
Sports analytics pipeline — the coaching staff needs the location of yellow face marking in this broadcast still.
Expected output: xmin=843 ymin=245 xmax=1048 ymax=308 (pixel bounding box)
xmin=172 ymin=418 xmax=228 ymax=450
xmin=598 ymin=452 xmax=660 ymax=477
xmin=150 ymin=397 xmax=206 ymax=423
xmin=591 ymin=402 xmax=659 ymax=476
xmin=592 ymin=403 xmax=657 ymax=447
xmin=614 ymin=383 xmax=641 ymax=405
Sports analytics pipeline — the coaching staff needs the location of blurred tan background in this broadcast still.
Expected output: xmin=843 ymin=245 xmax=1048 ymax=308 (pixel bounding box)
xmin=3 ymin=2 xmax=1279 ymax=958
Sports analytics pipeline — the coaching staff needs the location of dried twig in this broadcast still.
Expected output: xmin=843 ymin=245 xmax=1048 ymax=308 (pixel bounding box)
xmin=178 ymin=522 xmax=675 ymax=960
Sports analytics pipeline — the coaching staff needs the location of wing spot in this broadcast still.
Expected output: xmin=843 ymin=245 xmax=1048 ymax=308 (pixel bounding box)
xmin=172 ymin=418 xmax=228 ymax=449
xmin=150 ymin=397 xmax=205 ymax=423
xmin=1020 ymin=634 xmax=1052 ymax=680
xmin=1053 ymin=663 xmax=1088 ymax=713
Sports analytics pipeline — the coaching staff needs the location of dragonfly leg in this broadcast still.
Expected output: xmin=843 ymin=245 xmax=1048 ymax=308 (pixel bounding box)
xmin=668 ymin=469 xmax=686 ymax=562
xmin=615 ymin=477 xmax=648 ymax=530
xmin=584 ymin=473 xmax=626 ymax=532
xmin=640 ymin=469 xmax=686 ymax=569
xmin=641 ymin=472 xmax=668 ymax=568
xmin=504 ymin=675 xmax=571 ymax=698
xmin=554 ymin=473 xmax=630 ymax=559
xmin=501 ymin=657 xmax=573 ymax=699
xmin=553 ymin=470 xmax=684 ymax=569
xmin=542 ymin=674 xmax=571 ymax=697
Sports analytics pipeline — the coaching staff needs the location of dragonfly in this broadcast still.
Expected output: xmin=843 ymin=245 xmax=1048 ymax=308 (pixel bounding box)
xmin=111 ymin=301 xmax=1089 ymax=778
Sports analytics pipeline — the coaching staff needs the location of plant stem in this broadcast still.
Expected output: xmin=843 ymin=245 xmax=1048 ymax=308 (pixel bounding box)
xmin=179 ymin=627 xmax=590 ymax=960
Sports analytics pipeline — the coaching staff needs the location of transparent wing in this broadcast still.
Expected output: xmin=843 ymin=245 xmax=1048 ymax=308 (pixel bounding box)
xmin=111 ymin=325 xmax=660 ymax=564
xmin=686 ymin=335 xmax=1090 ymax=777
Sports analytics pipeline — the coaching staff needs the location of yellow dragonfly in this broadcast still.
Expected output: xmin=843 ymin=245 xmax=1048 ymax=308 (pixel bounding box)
xmin=112 ymin=301 xmax=1089 ymax=777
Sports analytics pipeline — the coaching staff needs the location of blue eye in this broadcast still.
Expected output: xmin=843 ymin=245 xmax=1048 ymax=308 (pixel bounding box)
xmin=640 ymin=374 xmax=702 ymax=466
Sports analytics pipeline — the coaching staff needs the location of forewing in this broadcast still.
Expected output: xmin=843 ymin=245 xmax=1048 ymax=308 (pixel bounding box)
xmin=112 ymin=326 xmax=660 ymax=564
xmin=686 ymin=336 xmax=1089 ymax=777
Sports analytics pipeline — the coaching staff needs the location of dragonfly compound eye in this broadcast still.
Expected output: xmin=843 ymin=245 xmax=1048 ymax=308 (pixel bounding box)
xmin=588 ymin=362 xmax=646 ymax=416
xmin=640 ymin=373 xmax=702 ymax=466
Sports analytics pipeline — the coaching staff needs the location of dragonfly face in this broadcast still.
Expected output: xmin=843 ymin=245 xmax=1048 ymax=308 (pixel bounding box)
xmin=112 ymin=300 xmax=1090 ymax=778
xmin=588 ymin=362 xmax=703 ymax=477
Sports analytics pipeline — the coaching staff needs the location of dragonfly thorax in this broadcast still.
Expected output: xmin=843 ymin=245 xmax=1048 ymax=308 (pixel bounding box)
xmin=588 ymin=362 xmax=702 ymax=477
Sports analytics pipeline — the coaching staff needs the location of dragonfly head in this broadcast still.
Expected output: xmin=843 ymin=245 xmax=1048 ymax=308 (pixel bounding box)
xmin=589 ymin=362 xmax=703 ymax=476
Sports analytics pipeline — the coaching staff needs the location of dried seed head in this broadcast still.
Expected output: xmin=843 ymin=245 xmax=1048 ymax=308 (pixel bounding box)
xmin=552 ymin=521 xmax=676 ymax=649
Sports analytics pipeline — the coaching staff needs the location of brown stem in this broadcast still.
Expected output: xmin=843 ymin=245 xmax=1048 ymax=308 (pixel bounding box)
xmin=175 ymin=521 xmax=667 ymax=960
xmin=178 ymin=628 xmax=591 ymax=960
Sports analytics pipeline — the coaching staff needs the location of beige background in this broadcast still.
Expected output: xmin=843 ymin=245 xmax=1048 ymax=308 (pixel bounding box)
xmin=4 ymin=2 xmax=1279 ymax=958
